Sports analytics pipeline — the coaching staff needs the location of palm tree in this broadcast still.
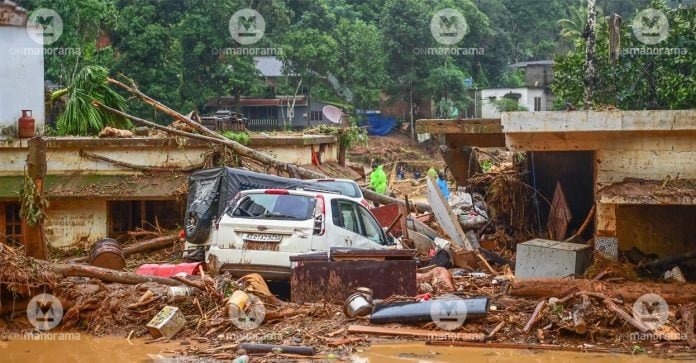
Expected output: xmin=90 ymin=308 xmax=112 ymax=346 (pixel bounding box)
xmin=557 ymin=6 xmax=605 ymax=41
xmin=51 ymin=66 xmax=131 ymax=135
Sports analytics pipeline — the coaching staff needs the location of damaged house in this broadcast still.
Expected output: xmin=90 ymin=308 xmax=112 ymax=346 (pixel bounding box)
xmin=0 ymin=135 xmax=341 ymax=250
xmin=418 ymin=110 xmax=696 ymax=279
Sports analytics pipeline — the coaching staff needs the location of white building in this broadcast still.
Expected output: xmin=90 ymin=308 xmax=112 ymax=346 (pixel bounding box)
xmin=0 ymin=1 xmax=45 ymax=138
xmin=479 ymin=87 xmax=548 ymax=118
xmin=477 ymin=60 xmax=555 ymax=118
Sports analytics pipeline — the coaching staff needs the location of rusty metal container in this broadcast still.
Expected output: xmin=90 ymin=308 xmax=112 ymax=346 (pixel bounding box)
xmin=89 ymin=238 xmax=125 ymax=270
xmin=18 ymin=110 xmax=35 ymax=138
xmin=290 ymin=248 xmax=417 ymax=303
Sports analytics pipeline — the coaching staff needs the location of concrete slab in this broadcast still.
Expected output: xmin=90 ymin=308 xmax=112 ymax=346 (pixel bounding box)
xmin=502 ymin=110 xmax=696 ymax=134
xmin=515 ymin=239 xmax=592 ymax=279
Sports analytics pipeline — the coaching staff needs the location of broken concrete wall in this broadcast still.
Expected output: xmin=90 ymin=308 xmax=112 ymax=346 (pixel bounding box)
xmin=44 ymin=199 xmax=108 ymax=250
xmin=595 ymin=135 xmax=696 ymax=184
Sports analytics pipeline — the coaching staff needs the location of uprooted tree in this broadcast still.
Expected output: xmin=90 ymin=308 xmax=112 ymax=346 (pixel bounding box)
xmin=92 ymin=76 xmax=430 ymax=211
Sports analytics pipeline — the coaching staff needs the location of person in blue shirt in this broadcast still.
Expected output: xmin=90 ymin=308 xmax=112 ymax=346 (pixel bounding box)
xmin=437 ymin=171 xmax=449 ymax=201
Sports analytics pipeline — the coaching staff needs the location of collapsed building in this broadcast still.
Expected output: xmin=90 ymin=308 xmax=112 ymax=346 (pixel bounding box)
xmin=418 ymin=110 xmax=696 ymax=278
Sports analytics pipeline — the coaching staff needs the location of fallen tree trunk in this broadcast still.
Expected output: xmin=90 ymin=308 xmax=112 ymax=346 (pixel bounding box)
xmin=107 ymin=77 xmax=222 ymax=140
xmin=66 ymin=234 xmax=178 ymax=263
xmin=50 ymin=263 xmax=181 ymax=286
xmin=93 ymin=101 xmax=431 ymax=211
xmin=122 ymin=234 xmax=179 ymax=256
xmin=510 ymin=279 xmax=696 ymax=304
xmin=80 ymin=150 xmax=204 ymax=172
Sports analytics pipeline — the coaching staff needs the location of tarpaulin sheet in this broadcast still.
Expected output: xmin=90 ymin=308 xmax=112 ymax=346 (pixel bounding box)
xmin=360 ymin=114 xmax=396 ymax=136
xmin=186 ymin=167 xmax=340 ymax=219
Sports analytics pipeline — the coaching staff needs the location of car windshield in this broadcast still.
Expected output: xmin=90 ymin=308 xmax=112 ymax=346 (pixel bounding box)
xmin=230 ymin=193 xmax=315 ymax=220
xmin=316 ymin=181 xmax=361 ymax=198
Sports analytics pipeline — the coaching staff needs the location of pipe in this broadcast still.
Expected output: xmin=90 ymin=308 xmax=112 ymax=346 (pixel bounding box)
xmin=369 ymin=297 xmax=489 ymax=324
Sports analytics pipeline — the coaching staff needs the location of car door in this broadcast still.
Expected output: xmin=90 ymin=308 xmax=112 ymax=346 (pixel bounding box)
xmin=353 ymin=205 xmax=388 ymax=249
xmin=326 ymin=199 xmax=362 ymax=248
xmin=328 ymin=199 xmax=384 ymax=249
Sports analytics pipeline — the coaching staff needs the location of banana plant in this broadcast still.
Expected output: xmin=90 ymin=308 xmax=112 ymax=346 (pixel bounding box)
xmin=50 ymin=66 xmax=131 ymax=135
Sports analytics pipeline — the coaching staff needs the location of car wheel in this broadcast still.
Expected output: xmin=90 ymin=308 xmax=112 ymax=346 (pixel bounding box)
xmin=184 ymin=209 xmax=212 ymax=244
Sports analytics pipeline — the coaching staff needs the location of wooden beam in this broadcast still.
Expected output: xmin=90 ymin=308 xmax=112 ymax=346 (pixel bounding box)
xmin=347 ymin=325 xmax=485 ymax=341
xmin=416 ymin=119 xmax=502 ymax=134
xmin=23 ymin=137 xmax=47 ymax=260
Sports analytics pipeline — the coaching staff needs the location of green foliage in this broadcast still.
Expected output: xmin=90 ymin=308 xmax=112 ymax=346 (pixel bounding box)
xmin=427 ymin=65 xmax=470 ymax=102
xmin=308 ymin=124 xmax=368 ymax=149
xmin=19 ymin=174 xmax=49 ymax=227
xmin=553 ymin=1 xmax=696 ymax=110
xmin=20 ymin=0 xmax=118 ymax=84
xmin=631 ymin=345 xmax=646 ymax=354
xmin=492 ymin=98 xmax=528 ymax=112
xmin=497 ymin=69 xmax=526 ymax=87
xmin=221 ymin=131 xmax=251 ymax=145
xmin=20 ymin=0 xmax=678 ymax=124
xmin=333 ymin=18 xmax=387 ymax=110
xmin=55 ymin=66 xmax=130 ymax=135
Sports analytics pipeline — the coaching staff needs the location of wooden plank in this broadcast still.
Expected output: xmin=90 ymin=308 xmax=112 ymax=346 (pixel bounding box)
xmin=408 ymin=217 xmax=439 ymax=240
xmin=426 ymin=341 xmax=625 ymax=354
xmin=416 ymin=119 xmax=502 ymax=134
xmin=408 ymin=230 xmax=434 ymax=255
xmin=347 ymin=325 xmax=485 ymax=341
xmin=425 ymin=176 xmax=476 ymax=251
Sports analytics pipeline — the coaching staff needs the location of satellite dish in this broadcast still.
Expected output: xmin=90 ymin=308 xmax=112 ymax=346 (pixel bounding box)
xmin=322 ymin=105 xmax=343 ymax=124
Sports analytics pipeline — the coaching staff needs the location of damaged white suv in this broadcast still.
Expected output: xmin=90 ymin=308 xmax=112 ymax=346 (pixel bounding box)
xmin=207 ymin=189 xmax=391 ymax=279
